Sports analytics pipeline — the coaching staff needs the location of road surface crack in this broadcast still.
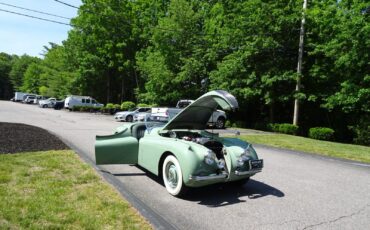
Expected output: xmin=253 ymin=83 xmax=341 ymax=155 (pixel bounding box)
xmin=302 ymin=203 xmax=370 ymax=230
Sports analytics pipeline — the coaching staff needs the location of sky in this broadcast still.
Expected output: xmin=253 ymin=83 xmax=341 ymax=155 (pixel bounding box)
xmin=0 ymin=0 xmax=81 ymax=57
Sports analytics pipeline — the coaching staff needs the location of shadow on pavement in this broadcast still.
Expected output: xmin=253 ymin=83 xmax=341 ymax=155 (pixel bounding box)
xmin=183 ymin=179 xmax=284 ymax=207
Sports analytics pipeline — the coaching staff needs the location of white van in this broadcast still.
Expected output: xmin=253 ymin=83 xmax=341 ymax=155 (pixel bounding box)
xmin=64 ymin=95 xmax=104 ymax=110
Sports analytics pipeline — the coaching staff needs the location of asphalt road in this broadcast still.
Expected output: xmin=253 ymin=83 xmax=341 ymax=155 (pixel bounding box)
xmin=1 ymin=101 xmax=369 ymax=230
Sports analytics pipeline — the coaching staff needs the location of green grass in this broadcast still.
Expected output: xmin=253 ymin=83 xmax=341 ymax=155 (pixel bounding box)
xmin=239 ymin=134 xmax=370 ymax=163
xmin=0 ymin=150 xmax=152 ymax=229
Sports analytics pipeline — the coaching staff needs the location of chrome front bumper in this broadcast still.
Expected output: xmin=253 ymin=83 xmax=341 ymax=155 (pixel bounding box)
xmin=189 ymin=173 xmax=228 ymax=182
xmin=234 ymin=169 xmax=262 ymax=176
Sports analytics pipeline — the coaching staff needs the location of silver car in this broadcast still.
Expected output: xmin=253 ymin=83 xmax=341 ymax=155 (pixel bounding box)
xmin=39 ymin=98 xmax=56 ymax=108
xmin=114 ymin=107 xmax=151 ymax=122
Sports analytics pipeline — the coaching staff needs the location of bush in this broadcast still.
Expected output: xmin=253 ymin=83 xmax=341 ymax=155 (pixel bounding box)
xmin=350 ymin=117 xmax=370 ymax=146
xmin=254 ymin=122 xmax=268 ymax=131
xmin=105 ymin=103 xmax=115 ymax=109
xmin=309 ymin=127 xmax=335 ymax=141
xmin=102 ymin=103 xmax=121 ymax=114
xmin=234 ymin=120 xmax=246 ymax=128
xmin=72 ymin=105 xmax=82 ymax=111
xmin=269 ymin=123 xmax=299 ymax=135
xmin=225 ymin=120 xmax=232 ymax=128
xmin=121 ymin=101 xmax=135 ymax=111
xmin=137 ymin=103 xmax=150 ymax=107
xmin=72 ymin=105 xmax=99 ymax=112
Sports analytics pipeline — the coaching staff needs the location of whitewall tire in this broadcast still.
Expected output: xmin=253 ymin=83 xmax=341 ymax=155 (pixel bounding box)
xmin=162 ymin=155 xmax=186 ymax=196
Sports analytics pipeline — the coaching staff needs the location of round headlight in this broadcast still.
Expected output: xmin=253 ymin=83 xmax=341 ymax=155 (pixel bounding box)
xmin=204 ymin=150 xmax=216 ymax=165
xmin=244 ymin=144 xmax=253 ymax=156
xmin=240 ymin=154 xmax=250 ymax=161
xmin=237 ymin=158 xmax=245 ymax=167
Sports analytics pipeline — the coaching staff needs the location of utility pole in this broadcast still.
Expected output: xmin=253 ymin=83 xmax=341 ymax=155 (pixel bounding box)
xmin=293 ymin=0 xmax=307 ymax=126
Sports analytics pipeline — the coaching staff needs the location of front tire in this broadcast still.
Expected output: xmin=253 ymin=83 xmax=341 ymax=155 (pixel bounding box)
xmin=215 ymin=117 xmax=225 ymax=129
xmin=126 ymin=115 xmax=133 ymax=122
xmin=162 ymin=155 xmax=187 ymax=197
xmin=42 ymin=104 xmax=47 ymax=108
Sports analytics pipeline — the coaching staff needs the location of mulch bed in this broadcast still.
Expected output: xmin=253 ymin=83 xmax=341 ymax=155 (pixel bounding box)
xmin=0 ymin=122 xmax=68 ymax=154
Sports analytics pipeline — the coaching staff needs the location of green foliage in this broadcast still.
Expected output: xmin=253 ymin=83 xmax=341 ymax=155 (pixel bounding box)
xmin=103 ymin=103 xmax=121 ymax=114
xmin=253 ymin=122 xmax=269 ymax=131
xmin=269 ymin=123 xmax=299 ymax=135
xmin=234 ymin=121 xmax=247 ymax=128
xmin=137 ymin=103 xmax=150 ymax=107
xmin=21 ymin=63 xmax=45 ymax=93
xmin=0 ymin=0 xmax=368 ymax=145
xmin=39 ymin=86 xmax=48 ymax=96
xmin=308 ymin=127 xmax=335 ymax=141
xmin=0 ymin=53 xmax=14 ymax=99
xmin=225 ymin=120 xmax=232 ymax=128
xmin=121 ymin=101 xmax=136 ymax=111
xmin=72 ymin=105 xmax=100 ymax=112
xmin=9 ymin=55 xmax=40 ymax=91
xmin=350 ymin=117 xmax=370 ymax=146
xmin=72 ymin=105 xmax=82 ymax=112
xmin=105 ymin=103 xmax=115 ymax=109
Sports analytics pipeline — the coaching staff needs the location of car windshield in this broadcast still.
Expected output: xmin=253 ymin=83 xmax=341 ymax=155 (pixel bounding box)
xmin=144 ymin=114 xmax=168 ymax=132
xmin=129 ymin=107 xmax=138 ymax=111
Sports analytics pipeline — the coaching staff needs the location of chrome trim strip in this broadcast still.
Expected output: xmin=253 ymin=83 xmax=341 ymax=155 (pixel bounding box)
xmin=234 ymin=169 xmax=262 ymax=176
xmin=189 ymin=173 xmax=228 ymax=181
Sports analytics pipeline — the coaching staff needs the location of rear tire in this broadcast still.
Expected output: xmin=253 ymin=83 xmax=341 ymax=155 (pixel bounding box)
xmin=162 ymin=155 xmax=187 ymax=197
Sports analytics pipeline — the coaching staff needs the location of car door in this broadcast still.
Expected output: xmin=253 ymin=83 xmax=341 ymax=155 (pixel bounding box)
xmin=95 ymin=126 xmax=139 ymax=165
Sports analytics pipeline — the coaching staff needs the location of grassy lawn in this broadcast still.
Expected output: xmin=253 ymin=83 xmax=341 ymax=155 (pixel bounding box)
xmin=0 ymin=150 xmax=151 ymax=229
xmin=240 ymin=134 xmax=370 ymax=164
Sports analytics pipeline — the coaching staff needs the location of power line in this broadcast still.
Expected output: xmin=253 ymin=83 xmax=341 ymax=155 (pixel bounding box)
xmin=0 ymin=8 xmax=71 ymax=26
xmin=0 ymin=1 xmax=71 ymax=20
xmin=54 ymin=0 xmax=79 ymax=9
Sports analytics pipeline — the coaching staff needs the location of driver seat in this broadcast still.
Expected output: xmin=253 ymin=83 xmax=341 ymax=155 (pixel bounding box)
xmin=131 ymin=124 xmax=147 ymax=140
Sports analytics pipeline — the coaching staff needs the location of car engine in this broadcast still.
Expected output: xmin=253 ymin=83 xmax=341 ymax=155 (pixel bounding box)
xmin=163 ymin=131 xmax=225 ymax=159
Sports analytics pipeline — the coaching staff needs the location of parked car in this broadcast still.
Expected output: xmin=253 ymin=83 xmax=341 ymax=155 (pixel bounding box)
xmin=64 ymin=95 xmax=104 ymax=110
xmin=35 ymin=95 xmax=48 ymax=104
xmin=114 ymin=107 xmax=152 ymax=122
xmin=133 ymin=112 xmax=150 ymax=122
xmin=95 ymin=90 xmax=263 ymax=197
xmin=23 ymin=95 xmax=36 ymax=104
xmin=151 ymin=100 xmax=227 ymax=129
xmin=53 ymin=100 xmax=65 ymax=110
xmin=148 ymin=107 xmax=180 ymax=121
xmin=39 ymin=98 xmax=56 ymax=108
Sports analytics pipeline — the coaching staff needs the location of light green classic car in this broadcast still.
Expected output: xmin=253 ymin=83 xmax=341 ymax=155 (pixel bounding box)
xmin=95 ymin=90 xmax=263 ymax=196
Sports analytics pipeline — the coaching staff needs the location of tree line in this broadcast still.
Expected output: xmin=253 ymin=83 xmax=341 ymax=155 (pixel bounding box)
xmin=0 ymin=0 xmax=368 ymax=145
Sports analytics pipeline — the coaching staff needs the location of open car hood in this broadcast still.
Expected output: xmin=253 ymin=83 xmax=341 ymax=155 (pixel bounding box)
xmin=162 ymin=90 xmax=239 ymax=130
